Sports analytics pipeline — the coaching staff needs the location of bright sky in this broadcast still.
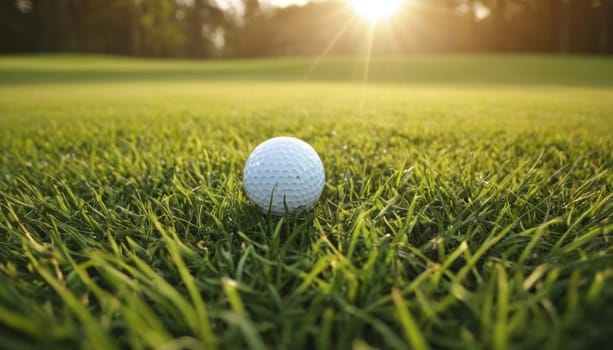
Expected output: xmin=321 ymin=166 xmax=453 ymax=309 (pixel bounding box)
xmin=217 ymin=0 xmax=310 ymax=10
xmin=266 ymin=0 xmax=309 ymax=6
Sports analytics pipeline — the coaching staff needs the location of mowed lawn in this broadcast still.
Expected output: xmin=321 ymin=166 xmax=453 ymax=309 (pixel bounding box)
xmin=0 ymin=55 xmax=611 ymax=350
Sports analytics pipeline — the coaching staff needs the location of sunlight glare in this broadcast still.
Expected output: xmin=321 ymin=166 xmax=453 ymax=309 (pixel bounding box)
xmin=351 ymin=0 xmax=403 ymax=23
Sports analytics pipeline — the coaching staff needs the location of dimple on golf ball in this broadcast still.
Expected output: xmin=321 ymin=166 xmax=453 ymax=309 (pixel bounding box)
xmin=243 ymin=136 xmax=325 ymax=216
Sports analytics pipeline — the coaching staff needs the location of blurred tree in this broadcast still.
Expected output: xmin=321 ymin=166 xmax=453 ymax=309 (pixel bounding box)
xmin=0 ymin=0 xmax=35 ymax=53
xmin=69 ymin=0 xmax=140 ymax=55
xmin=1 ymin=0 xmax=612 ymax=57
xmin=180 ymin=0 xmax=227 ymax=58
xmin=599 ymin=0 xmax=613 ymax=53
xmin=138 ymin=0 xmax=183 ymax=57
xmin=243 ymin=0 xmax=261 ymax=19
xmin=558 ymin=0 xmax=571 ymax=52
xmin=33 ymin=0 xmax=77 ymax=52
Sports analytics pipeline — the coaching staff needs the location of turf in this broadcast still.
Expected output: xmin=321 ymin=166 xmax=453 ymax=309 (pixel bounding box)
xmin=0 ymin=54 xmax=612 ymax=350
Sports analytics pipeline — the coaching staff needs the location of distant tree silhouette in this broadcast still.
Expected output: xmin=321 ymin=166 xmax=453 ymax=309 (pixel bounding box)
xmin=0 ymin=0 xmax=611 ymax=57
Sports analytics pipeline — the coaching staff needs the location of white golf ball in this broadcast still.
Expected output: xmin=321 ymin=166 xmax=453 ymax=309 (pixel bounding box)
xmin=243 ymin=136 xmax=325 ymax=216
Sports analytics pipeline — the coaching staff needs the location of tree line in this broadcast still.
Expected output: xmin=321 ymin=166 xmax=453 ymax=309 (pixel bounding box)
xmin=1 ymin=0 xmax=612 ymax=58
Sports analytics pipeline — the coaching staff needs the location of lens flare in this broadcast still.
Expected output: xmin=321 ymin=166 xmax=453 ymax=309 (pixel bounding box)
xmin=351 ymin=0 xmax=403 ymax=22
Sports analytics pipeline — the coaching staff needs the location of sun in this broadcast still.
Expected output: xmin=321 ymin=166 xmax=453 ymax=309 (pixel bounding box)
xmin=351 ymin=0 xmax=403 ymax=23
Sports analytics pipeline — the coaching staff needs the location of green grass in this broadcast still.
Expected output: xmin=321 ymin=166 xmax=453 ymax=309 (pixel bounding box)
xmin=0 ymin=54 xmax=611 ymax=350
xmin=2 ymin=54 xmax=613 ymax=86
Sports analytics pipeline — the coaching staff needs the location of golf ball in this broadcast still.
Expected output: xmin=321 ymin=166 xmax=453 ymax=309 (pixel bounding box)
xmin=243 ymin=136 xmax=325 ymax=216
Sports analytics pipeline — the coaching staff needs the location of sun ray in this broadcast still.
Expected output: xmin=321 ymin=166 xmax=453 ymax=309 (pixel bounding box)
xmin=359 ymin=21 xmax=376 ymax=114
xmin=395 ymin=4 xmax=460 ymax=52
xmin=304 ymin=16 xmax=356 ymax=80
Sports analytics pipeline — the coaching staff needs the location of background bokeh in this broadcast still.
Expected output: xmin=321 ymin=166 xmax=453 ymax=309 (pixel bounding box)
xmin=1 ymin=0 xmax=612 ymax=58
